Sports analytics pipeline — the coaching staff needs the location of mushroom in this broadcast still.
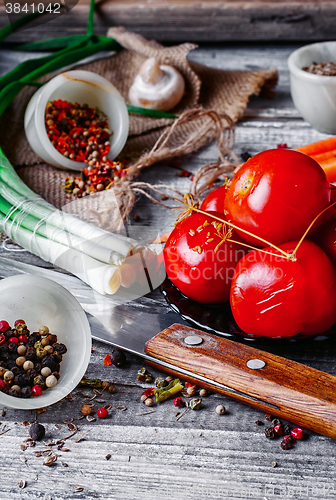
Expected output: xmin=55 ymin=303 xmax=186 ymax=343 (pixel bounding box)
xmin=129 ymin=57 xmax=185 ymax=112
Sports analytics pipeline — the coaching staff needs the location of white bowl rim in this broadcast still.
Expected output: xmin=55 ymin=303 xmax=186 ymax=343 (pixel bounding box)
xmin=0 ymin=274 xmax=92 ymax=410
xmin=288 ymin=41 xmax=336 ymax=82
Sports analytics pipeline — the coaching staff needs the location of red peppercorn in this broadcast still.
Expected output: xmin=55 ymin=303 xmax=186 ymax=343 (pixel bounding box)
xmin=0 ymin=380 xmax=5 ymax=391
xmin=97 ymin=408 xmax=108 ymax=419
xmin=14 ymin=319 xmax=26 ymax=327
xmin=274 ymin=424 xmax=283 ymax=436
xmin=18 ymin=335 xmax=28 ymax=343
xmin=8 ymin=337 xmax=19 ymax=345
xmin=0 ymin=320 xmax=9 ymax=333
xmin=32 ymin=385 xmax=43 ymax=397
xmin=174 ymin=397 xmax=185 ymax=408
xmin=291 ymin=427 xmax=304 ymax=440
xmin=142 ymin=388 xmax=155 ymax=397
xmin=0 ymin=334 xmax=5 ymax=345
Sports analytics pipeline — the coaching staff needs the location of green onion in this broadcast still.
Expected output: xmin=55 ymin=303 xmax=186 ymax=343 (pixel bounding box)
xmin=0 ymin=11 xmax=45 ymax=45
xmin=126 ymin=105 xmax=177 ymax=119
xmin=13 ymin=35 xmax=115 ymax=52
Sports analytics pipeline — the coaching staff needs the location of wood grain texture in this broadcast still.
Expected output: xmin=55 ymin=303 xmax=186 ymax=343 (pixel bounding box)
xmin=1 ymin=0 xmax=336 ymax=42
xmin=1 ymin=43 xmax=336 ymax=499
xmin=145 ymin=324 xmax=336 ymax=438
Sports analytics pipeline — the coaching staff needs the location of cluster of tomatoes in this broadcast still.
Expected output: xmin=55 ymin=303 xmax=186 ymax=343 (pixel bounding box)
xmin=164 ymin=149 xmax=336 ymax=338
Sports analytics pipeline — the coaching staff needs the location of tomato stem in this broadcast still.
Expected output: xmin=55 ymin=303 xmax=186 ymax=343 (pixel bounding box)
xmin=290 ymin=201 xmax=336 ymax=259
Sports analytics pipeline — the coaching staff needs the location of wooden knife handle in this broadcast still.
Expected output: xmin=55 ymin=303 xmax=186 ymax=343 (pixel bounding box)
xmin=145 ymin=324 xmax=336 ymax=438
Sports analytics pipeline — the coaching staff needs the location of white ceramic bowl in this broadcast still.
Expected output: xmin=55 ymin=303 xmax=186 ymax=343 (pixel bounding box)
xmin=288 ymin=41 xmax=336 ymax=134
xmin=24 ymin=70 xmax=129 ymax=171
xmin=0 ymin=274 xmax=91 ymax=409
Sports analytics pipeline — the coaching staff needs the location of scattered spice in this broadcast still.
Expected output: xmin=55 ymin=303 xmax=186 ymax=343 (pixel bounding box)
xmin=186 ymin=386 xmax=197 ymax=397
xmin=199 ymin=389 xmax=208 ymax=397
xmin=18 ymin=480 xmax=26 ymax=489
xmin=291 ymin=427 xmax=305 ymax=440
xmin=110 ymin=349 xmax=127 ymax=367
xmin=97 ymin=408 xmax=108 ymax=419
xmin=280 ymin=439 xmax=292 ymax=450
xmin=103 ymin=355 xmax=112 ymax=366
xmin=137 ymin=368 xmax=154 ymax=383
xmin=271 ymin=461 xmax=277 ymax=468
xmin=173 ymin=397 xmax=185 ymax=408
xmin=255 ymin=420 xmax=263 ymax=426
xmin=215 ymin=405 xmax=226 ymax=415
xmin=154 ymin=377 xmax=168 ymax=388
xmin=265 ymin=414 xmax=273 ymax=421
xmin=81 ymin=405 xmax=92 ymax=416
xmin=189 ymin=398 xmax=202 ymax=410
xmin=274 ymin=424 xmax=283 ymax=437
xmin=116 ymin=406 xmax=127 ymax=411
xmin=265 ymin=426 xmax=276 ymax=439
xmin=43 ymin=455 xmax=57 ymax=466
xmin=106 ymin=454 xmax=111 ymax=461
xmin=78 ymin=378 xmax=102 ymax=388
xmin=144 ymin=398 xmax=154 ymax=407
xmin=29 ymin=423 xmax=45 ymax=441
xmin=153 ymin=379 xmax=183 ymax=403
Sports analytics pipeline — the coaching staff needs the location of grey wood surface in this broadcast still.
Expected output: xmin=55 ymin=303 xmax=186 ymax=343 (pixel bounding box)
xmin=1 ymin=0 xmax=336 ymax=43
xmin=1 ymin=43 xmax=336 ymax=500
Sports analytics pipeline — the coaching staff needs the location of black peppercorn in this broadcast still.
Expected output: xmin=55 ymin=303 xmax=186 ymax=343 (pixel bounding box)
xmin=41 ymin=356 xmax=56 ymax=372
xmin=281 ymin=439 xmax=292 ymax=450
xmin=255 ymin=420 xmax=263 ymax=426
xmin=265 ymin=426 xmax=276 ymax=439
xmin=272 ymin=418 xmax=281 ymax=427
xmin=25 ymin=348 xmax=36 ymax=361
xmin=110 ymin=349 xmax=126 ymax=367
xmin=265 ymin=414 xmax=273 ymax=421
xmin=21 ymin=386 xmax=32 ymax=398
xmin=8 ymin=342 xmax=17 ymax=353
xmin=10 ymin=366 xmax=20 ymax=376
xmin=29 ymin=423 xmax=45 ymax=441
xmin=27 ymin=334 xmax=38 ymax=347
xmin=283 ymin=424 xmax=292 ymax=435
xmin=53 ymin=343 xmax=67 ymax=355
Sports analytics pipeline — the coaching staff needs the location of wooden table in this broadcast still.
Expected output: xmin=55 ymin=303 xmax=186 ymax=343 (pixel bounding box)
xmin=1 ymin=42 xmax=336 ymax=500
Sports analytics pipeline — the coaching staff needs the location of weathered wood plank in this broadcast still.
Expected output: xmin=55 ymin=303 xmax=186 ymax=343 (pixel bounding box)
xmin=1 ymin=0 xmax=336 ymax=42
xmin=1 ymin=42 xmax=336 ymax=500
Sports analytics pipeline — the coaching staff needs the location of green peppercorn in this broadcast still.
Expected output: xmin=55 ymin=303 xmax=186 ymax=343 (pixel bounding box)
xmin=155 ymin=377 xmax=168 ymax=388
xmin=189 ymin=398 xmax=202 ymax=410
xmin=33 ymin=375 xmax=46 ymax=388
xmin=137 ymin=368 xmax=153 ymax=383
xmin=34 ymin=341 xmax=42 ymax=350
xmin=36 ymin=347 xmax=48 ymax=359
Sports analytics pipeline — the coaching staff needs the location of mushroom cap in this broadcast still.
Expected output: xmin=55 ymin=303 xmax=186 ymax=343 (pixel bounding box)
xmin=129 ymin=60 xmax=185 ymax=112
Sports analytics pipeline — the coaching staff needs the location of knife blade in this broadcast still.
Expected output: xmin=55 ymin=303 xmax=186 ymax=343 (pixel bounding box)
xmin=1 ymin=257 xmax=336 ymax=438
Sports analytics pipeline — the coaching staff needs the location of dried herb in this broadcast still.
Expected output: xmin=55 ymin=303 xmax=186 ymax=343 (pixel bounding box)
xmin=78 ymin=378 xmax=102 ymax=388
xmin=189 ymin=398 xmax=202 ymax=410
xmin=153 ymin=378 xmax=183 ymax=403
xmin=137 ymin=368 xmax=154 ymax=383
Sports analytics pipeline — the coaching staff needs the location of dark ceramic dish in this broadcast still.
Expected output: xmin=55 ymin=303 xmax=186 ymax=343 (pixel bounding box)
xmin=161 ymin=277 xmax=335 ymax=346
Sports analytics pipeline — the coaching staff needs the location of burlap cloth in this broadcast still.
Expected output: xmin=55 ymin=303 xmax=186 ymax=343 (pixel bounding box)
xmin=0 ymin=28 xmax=277 ymax=231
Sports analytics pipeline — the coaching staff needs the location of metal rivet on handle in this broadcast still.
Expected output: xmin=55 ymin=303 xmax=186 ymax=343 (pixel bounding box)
xmin=246 ymin=359 xmax=266 ymax=370
xmin=184 ymin=335 xmax=203 ymax=346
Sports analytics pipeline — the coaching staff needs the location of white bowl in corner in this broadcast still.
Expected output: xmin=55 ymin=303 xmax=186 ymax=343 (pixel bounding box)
xmin=24 ymin=70 xmax=129 ymax=171
xmin=0 ymin=274 xmax=91 ymax=410
xmin=288 ymin=41 xmax=336 ymax=134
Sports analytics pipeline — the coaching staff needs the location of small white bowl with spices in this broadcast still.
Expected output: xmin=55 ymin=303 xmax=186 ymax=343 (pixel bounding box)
xmin=24 ymin=70 xmax=129 ymax=171
xmin=0 ymin=274 xmax=92 ymax=410
xmin=288 ymin=41 xmax=336 ymax=134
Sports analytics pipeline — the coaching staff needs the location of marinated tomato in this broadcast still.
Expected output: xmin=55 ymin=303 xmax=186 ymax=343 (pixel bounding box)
xmin=164 ymin=212 xmax=246 ymax=304
xmin=200 ymin=184 xmax=229 ymax=214
xmin=224 ymin=149 xmax=331 ymax=246
xmin=230 ymin=239 xmax=336 ymax=337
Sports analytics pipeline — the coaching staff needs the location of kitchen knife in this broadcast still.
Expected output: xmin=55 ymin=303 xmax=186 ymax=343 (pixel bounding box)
xmin=1 ymin=257 xmax=336 ymax=439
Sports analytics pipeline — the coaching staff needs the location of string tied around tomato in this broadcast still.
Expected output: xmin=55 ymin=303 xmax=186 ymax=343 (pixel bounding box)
xmin=175 ymin=193 xmax=336 ymax=262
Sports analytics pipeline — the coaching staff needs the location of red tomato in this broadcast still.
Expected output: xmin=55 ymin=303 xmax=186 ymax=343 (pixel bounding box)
xmin=224 ymin=149 xmax=331 ymax=246
xmin=230 ymin=239 xmax=336 ymax=338
xmin=164 ymin=211 xmax=246 ymax=304
xmin=200 ymin=184 xmax=230 ymax=214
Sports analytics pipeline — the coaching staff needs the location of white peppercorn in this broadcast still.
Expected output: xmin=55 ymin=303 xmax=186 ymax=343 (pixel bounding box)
xmin=39 ymin=326 xmax=49 ymax=335
xmin=216 ymin=405 xmax=226 ymax=415
xmin=144 ymin=398 xmax=154 ymax=407
xmin=15 ymin=356 xmax=26 ymax=367
xmin=23 ymin=360 xmax=34 ymax=371
xmin=45 ymin=374 xmax=57 ymax=388
xmin=41 ymin=367 xmax=52 ymax=377
xmin=17 ymin=345 xmax=27 ymax=356
xmin=4 ymin=370 xmax=14 ymax=381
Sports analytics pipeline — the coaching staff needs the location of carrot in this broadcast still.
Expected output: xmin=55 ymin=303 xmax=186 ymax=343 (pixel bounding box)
xmin=317 ymin=157 xmax=336 ymax=183
xmin=295 ymin=137 xmax=336 ymax=156
xmin=311 ymin=149 xmax=336 ymax=163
